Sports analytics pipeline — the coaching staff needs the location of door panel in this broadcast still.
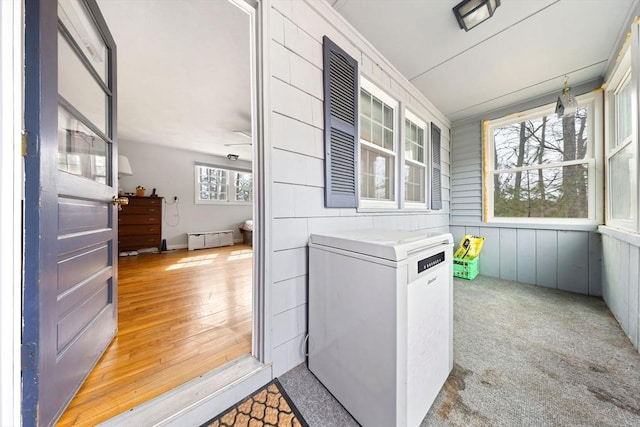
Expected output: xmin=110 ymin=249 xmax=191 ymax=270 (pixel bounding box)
xmin=23 ymin=0 xmax=117 ymax=425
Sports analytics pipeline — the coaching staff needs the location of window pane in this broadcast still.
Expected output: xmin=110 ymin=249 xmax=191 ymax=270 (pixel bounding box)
xmin=383 ymin=129 xmax=393 ymax=151
xmin=360 ymin=90 xmax=371 ymax=118
xmin=404 ymin=163 xmax=425 ymax=203
xmin=372 ymin=98 xmax=383 ymax=123
xmin=235 ymin=172 xmax=253 ymax=202
xmin=405 ymin=118 xmax=425 ymax=164
xmin=372 ymin=122 xmax=383 ymax=147
xmin=610 ymin=145 xmax=637 ymax=221
xmin=58 ymin=0 xmax=108 ymax=83
xmin=196 ymin=166 xmax=230 ymax=201
xmin=360 ymin=146 xmax=395 ymax=201
xmin=384 ymin=105 xmax=393 ymax=130
xmin=493 ymin=164 xmax=589 ymax=218
xmin=361 ymin=116 xmax=372 ymax=143
xmin=58 ymin=32 xmax=107 ymax=133
xmin=615 ymin=78 xmax=633 ymax=146
xmin=57 ymin=106 xmax=108 ymax=184
xmin=494 ymin=107 xmax=589 ymax=170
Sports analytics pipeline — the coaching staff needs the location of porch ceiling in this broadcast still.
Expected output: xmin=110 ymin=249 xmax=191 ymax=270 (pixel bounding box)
xmin=331 ymin=0 xmax=637 ymax=123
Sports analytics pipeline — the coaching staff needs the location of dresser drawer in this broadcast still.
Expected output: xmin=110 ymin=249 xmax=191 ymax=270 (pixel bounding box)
xmin=119 ymin=224 xmax=160 ymax=236
xmin=126 ymin=196 xmax=162 ymax=207
xmin=121 ymin=205 xmax=161 ymax=215
xmin=119 ymin=215 xmax=161 ymax=225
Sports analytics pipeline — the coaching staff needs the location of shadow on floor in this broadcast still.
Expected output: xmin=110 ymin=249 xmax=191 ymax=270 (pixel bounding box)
xmin=279 ymin=276 xmax=640 ymax=426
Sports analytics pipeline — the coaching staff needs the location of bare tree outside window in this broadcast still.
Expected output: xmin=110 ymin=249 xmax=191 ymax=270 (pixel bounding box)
xmin=492 ymin=106 xmax=589 ymax=218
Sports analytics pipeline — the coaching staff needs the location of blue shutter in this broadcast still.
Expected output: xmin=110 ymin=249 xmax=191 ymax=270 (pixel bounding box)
xmin=431 ymin=123 xmax=442 ymax=210
xmin=323 ymin=36 xmax=358 ymax=208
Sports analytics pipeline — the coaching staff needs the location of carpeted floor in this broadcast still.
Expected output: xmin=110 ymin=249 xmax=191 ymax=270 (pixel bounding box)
xmin=279 ymin=276 xmax=640 ymax=426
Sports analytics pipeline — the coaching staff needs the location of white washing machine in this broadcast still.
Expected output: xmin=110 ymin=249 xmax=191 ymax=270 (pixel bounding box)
xmin=308 ymin=229 xmax=454 ymax=427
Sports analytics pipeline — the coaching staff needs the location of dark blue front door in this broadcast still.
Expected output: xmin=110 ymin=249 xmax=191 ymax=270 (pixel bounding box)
xmin=23 ymin=0 xmax=118 ymax=425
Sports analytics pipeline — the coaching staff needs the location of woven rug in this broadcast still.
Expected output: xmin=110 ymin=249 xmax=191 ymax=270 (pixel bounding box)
xmin=201 ymin=379 xmax=308 ymax=427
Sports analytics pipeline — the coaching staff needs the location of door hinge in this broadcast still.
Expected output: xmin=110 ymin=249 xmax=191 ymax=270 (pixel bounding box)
xmin=21 ymin=131 xmax=27 ymax=156
xmin=22 ymin=130 xmax=39 ymax=157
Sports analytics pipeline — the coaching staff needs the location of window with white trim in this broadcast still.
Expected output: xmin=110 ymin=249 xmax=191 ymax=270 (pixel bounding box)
xmin=606 ymin=48 xmax=637 ymax=230
xmin=484 ymin=93 xmax=600 ymax=223
xmin=359 ymin=79 xmax=397 ymax=205
xmin=404 ymin=111 xmax=427 ymax=204
xmin=195 ymin=165 xmax=252 ymax=204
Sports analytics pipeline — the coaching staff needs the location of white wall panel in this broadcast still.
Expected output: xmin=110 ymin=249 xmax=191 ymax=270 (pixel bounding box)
xmin=272 ymin=304 xmax=306 ymax=347
xmin=557 ymin=231 xmax=589 ymax=294
xmin=293 ymin=186 xmax=332 ymax=217
xmin=271 ymin=148 xmax=323 ymax=187
xmin=272 ymin=182 xmax=296 ymax=218
xmin=272 ymin=248 xmax=307 ymax=283
xmin=289 ymin=51 xmax=323 ymax=100
xmin=271 ymin=77 xmax=314 ymax=124
xmin=499 ymin=228 xmax=517 ymax=281
xmin=588 ymin=232 xmax=603 ymax=296
xmin=271 ymin=41 xmax=291 ymax=82
xmin=535 ymin=230 xmax=557 ymax=288
xmin=272 ymin=218 xmax=308 ymax=251
xmin=629 ymin=245 xmax=639 ymax=348
xmin=516 ymin=229 xmax=536 ymax=285
xmin=271 ymin=333 xmax=306 ymax=377
xmin=271 ymin=112 xmax=323 ymax=159
xmin=272 ymin=276 xmax=307 ymax=316
xmin=270 ymin=7 xmax=285 ymax=44
xmin=479 ymin=228 xmax=500 ymax=278
xmin=601 ymin=232 xmax=640 ymax=353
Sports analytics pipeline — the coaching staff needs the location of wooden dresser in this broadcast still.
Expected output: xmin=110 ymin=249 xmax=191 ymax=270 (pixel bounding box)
xmin=118 ymin=196 xmax=163 ymax=252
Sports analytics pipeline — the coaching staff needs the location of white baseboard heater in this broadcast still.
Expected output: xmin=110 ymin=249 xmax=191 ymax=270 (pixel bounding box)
xmin=187 ymin=230 xmax=234 ymax=250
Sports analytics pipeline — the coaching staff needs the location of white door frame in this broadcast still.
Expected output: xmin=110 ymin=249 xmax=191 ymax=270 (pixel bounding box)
xmin=0 ymin=1 xmax=23 ymax=426
xmin=0 ymin=0 xmax=272 ymax=425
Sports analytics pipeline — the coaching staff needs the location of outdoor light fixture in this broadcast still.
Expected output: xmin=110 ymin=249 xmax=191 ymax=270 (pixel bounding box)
xmin=555 ymin=76 xmax=579 ymax=118
xmin=453 ymin=0 xmax=501 ymax=31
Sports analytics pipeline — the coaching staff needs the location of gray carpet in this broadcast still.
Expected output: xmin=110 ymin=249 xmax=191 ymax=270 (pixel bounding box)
xmin=279 ymin=276 xmax=640 ymax=426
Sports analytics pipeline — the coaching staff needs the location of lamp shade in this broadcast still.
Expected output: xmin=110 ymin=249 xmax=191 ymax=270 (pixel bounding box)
xmin=453 ymin=0 xmax=501 ymax=31
xmin=118 ymin=155 xmax=133 ymax=177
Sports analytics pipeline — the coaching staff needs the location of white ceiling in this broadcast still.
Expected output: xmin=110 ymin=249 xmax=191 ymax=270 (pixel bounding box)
xmin=96 ymin=0 xmax=253 ymax=160
xmin=331 ymin=0 xmax=637 ymax=123
xmin=95 ymin=0 xmax=637 ymax=159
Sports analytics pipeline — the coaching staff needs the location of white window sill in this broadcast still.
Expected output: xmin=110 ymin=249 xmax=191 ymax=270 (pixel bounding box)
xmin=195 ymin=201 xmax=252 ymax=206
xmin=598 ymin=225 xmax=640 ymax=247
xmin=357 ymin=207 xmax=434 ymax=214
xmin=450 ymin=221 xmax=599 ymax=232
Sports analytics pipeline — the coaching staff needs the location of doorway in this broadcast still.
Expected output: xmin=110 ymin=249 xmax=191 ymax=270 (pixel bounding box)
xmin=59 ymin=0 xmax=255 ymax=425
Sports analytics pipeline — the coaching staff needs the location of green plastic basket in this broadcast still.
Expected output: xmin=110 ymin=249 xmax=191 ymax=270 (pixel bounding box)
xmin=453 ymin=257 xmax=479 ymax=280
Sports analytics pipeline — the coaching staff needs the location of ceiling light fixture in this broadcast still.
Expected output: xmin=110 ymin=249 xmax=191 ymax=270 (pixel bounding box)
xmin=227 ymin=154 xmax=239 ymax=161
xmin=555 ymin=75 xmax=578 ymax=118
xmin=453 ymin=0 xmax=501 ymax=32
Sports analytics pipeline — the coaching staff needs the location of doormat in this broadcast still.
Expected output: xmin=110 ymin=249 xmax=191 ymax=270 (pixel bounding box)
xmin=201 ymin=378 xmax=308 ymax=427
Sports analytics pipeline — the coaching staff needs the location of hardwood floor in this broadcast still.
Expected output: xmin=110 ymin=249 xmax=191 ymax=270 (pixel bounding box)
xmin=56 ymin=245 xmax=253 ymax=426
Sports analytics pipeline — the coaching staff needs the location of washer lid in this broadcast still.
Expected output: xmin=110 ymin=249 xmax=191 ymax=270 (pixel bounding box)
xmin=309 ymin=229 xmax=453 ymax=261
